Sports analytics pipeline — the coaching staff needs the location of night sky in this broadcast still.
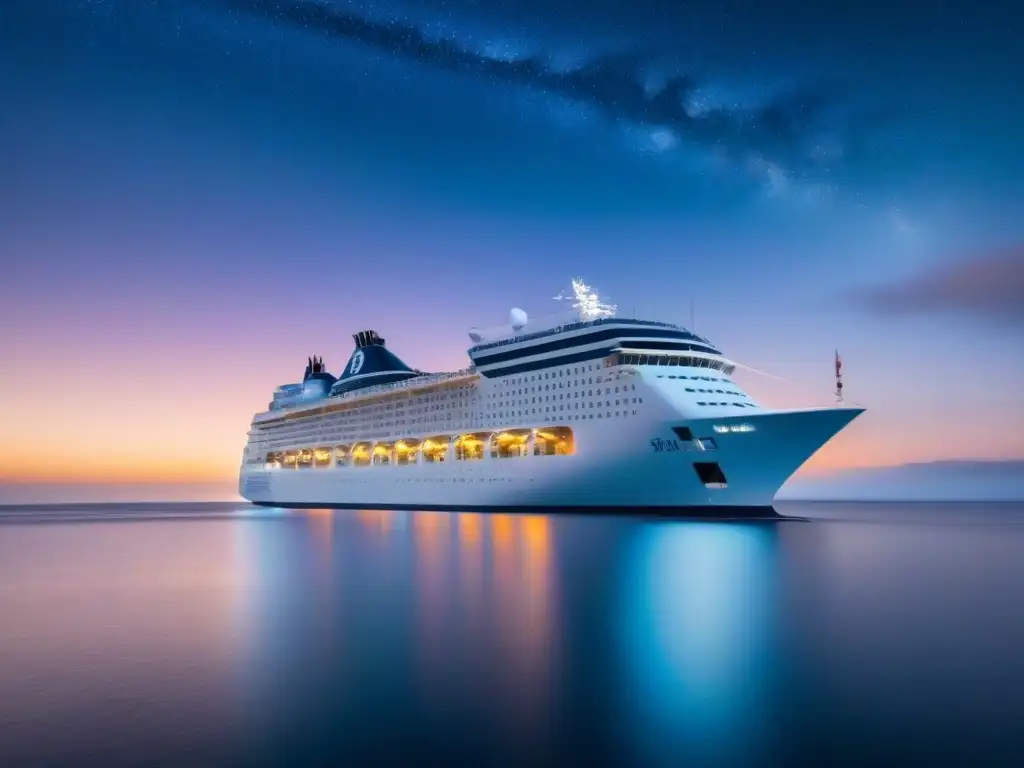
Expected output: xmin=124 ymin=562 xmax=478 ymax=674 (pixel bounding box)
xmin=2 ymin=0 xmax=1022 ymax=501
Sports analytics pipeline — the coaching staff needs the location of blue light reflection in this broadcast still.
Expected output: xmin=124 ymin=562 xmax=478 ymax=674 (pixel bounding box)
xmin=616 ymin=522 xmax=778 ymax=765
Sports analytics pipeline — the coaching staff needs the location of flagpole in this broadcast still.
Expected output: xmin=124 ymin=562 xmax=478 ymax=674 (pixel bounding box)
xmin=835 ymin=350 xmax=844 ymax=405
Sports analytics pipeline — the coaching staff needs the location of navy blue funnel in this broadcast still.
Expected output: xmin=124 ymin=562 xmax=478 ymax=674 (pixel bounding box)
xmin=330 ymin=330 xmax=420 ymax=396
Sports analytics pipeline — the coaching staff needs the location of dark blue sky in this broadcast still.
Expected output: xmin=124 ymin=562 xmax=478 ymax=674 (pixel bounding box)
xmin=1 ymin=0 xmax=1022 ymax=496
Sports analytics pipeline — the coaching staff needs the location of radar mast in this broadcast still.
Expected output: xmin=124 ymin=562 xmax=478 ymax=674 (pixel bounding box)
xmin=554 ymin=278 xmax=617 ymax=322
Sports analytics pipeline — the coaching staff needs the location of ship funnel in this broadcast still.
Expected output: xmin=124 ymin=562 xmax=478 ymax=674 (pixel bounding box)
xmin=353 ymin=330 xmax=386 ymax=348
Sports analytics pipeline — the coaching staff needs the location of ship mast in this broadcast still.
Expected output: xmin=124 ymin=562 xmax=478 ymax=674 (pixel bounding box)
xmin=835 ymin=350 xmax=844 ymax=405
xmin=554 ymin=278 xmax=617 ymax=322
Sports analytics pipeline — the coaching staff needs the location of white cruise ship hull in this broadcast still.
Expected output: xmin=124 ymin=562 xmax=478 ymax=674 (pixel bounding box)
xmin=239 ymin=406 xmax=862 ymax=516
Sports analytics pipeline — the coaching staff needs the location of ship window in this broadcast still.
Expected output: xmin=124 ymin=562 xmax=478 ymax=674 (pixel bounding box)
xmin=420 ymin=437 xmax=450 ymax=465
xmin=694 ymin=462 xmax=727 ymax=487
xmin=297 ymin=449 xmax=314 ymax=469
xmin=351 ymin=442 xmax=372 ymax=467
xmin=672 ymin=426 xmax=694 ymax=441
xmin=394 ymin=439 xmax=421 ymax=465
xmin=491 ymin=430 xmax=530 ymax=458
xmin=455 ymin=432 xmax=489 ymax=461
xmin=331 ymin=444 xmax=352 ymax=468
xmin=534 ymin=426 xmax=575 ymax=456
xmin=313 ymin=447 xmax=333 ymax=468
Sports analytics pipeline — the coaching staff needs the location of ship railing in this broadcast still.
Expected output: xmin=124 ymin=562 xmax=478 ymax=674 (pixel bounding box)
xmin=256 ymin=368 xmax=477 ymax=421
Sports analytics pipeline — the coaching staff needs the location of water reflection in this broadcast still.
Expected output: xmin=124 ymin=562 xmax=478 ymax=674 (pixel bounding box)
xmin=409 ymin=511 xmax=557 ymax=739
xmin=0 ymin=518 xmax=249 ymax=765
xmin=9 ymin=504 xmax=1024 ymax=764
xmin=413 ymin=510 xmax=451 ymax=682
xmin=233 ymin=508 xmax=560 ymax=761
xmin=617 ymin=522 xmax=778 ymax=766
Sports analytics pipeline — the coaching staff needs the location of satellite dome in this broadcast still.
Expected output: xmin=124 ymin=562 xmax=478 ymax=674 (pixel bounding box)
xmin=509 ymin=307 xmax=528 ymax=331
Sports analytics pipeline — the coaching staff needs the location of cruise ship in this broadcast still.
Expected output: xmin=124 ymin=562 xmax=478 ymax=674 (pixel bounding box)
xmin=239 ymin=279 xmax=863 ymax=515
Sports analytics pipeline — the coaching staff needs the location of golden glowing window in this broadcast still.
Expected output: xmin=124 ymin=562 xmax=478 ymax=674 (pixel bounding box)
xmin=491 ymin=429 xmax=530 ymax=458
xmin=454 ymin=432 xmax=490 ymax=461
xmin=534 ymin=426 xmax=575 ymax=456
xmin=394 ymin=439 xmax=421 ymax=465
xmin=372 ymin=442 xmax=393 ymax=465
xmin=313 ymin=447 xmax=332 ymax=468
xmin=351 ymin=443 xmax=372 ymax=467
xmin=421 ymin=436 xmax=450 ymax=462
xmin=296 ymin=449 xmax=314 ymax=468
xmin=282 ymin=452 xmax=298 ymax=468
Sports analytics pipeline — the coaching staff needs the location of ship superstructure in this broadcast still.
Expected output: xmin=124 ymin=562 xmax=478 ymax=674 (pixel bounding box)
xmin=239 ymin=279 xmax=863 ymax=514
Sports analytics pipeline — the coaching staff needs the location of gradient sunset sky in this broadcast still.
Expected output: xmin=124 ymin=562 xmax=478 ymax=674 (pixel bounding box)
xmin=2 ymin=0 xmax=1022 ymax=502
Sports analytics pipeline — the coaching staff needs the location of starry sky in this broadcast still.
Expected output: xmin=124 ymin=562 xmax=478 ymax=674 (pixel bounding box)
xmin=2 ymin=0 xmax=1022 ymax=502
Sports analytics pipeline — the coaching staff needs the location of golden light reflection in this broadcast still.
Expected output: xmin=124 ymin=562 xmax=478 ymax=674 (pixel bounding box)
xmin=408 ymin=510 xmax=558 ymax=732
xmin=413 ymin=511 xmax=452 ymax=685
xmin=520 ymin=515 xmax=550 ymax=558
xmin=458 ymin=512 xmax=483 ymax=546
xmin=357 ymin=509 xmax=393 ymax=533
xmin=492 ymin=514 xmax=514 ymax=549
xmin=494 ymin=514 xmax=555 ymax=732
xmin=456 ymin=513 xmax=485 ymax=634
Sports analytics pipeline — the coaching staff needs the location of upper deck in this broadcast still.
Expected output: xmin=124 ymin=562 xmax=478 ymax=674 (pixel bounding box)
xmin=253 ymin=368 xmax=478 ymax=425
xmin=252 ymin=279 xmax=729 ymax=425
xmin=468 ymin=317 xmax=713 ymax=354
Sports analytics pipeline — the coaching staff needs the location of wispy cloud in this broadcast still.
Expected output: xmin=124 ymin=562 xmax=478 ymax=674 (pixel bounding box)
xmin=851 ymin=245 xmax=1024 ymax=326
xmin=213 ymin=0 xmax=848 ymax=193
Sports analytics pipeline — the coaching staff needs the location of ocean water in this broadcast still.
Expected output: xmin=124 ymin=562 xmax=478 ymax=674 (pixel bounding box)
xmin=1 ymin=502 xmax=1023 ymax=767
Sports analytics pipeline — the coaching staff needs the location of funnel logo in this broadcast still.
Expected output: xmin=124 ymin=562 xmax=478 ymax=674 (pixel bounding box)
xmin=350 ymin=350 xmax=365 ymax=375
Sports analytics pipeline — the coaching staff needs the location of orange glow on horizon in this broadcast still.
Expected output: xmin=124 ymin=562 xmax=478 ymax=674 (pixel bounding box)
xmin=2 ymin=264 xmax=1020 ymax=505
xmin=0 ymin=460 xmax=238 ymax=484
xmin=3 ymin=343 xmax=1021 ymax=496
xmin=8 ymin=422 xmax=1020 ymax=488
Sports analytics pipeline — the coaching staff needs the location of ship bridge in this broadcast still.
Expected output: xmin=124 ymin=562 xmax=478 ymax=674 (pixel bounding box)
xmin=466 ymin=279 xmax=723 ymax=378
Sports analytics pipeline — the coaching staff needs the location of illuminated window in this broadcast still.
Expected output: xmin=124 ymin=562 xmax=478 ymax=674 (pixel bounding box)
xmin=491 ymin=430 xmax=530 ymax=458
xmin=351 ymin=442 xmax=372 ymax=467
xmin=455 ymin=433 xmax=489 ymax=461
xmin=313 ymin=447 xmax=332 ymax=468
xmin=712 ymin=423 xmax=756 ymax=434
xmin=533 ymin=426 xmax=575 ymax=456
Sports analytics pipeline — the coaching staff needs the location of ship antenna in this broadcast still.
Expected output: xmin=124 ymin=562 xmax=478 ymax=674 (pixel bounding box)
xmin=555 ymin=278 xmax=617 ymax=321
xmin=835 ymin=349 xmax=844 ymax=405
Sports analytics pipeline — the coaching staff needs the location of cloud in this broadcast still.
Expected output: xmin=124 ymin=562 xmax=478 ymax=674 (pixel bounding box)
xmin=213 ymin=0 xmax=843 ymax=186
xmin=852 ymin=245 xmax=1024 ymax=325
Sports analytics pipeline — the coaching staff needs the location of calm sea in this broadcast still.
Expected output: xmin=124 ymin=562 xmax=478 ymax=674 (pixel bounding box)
xmin=1 ymin=502 xmax=1023 ymax=767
